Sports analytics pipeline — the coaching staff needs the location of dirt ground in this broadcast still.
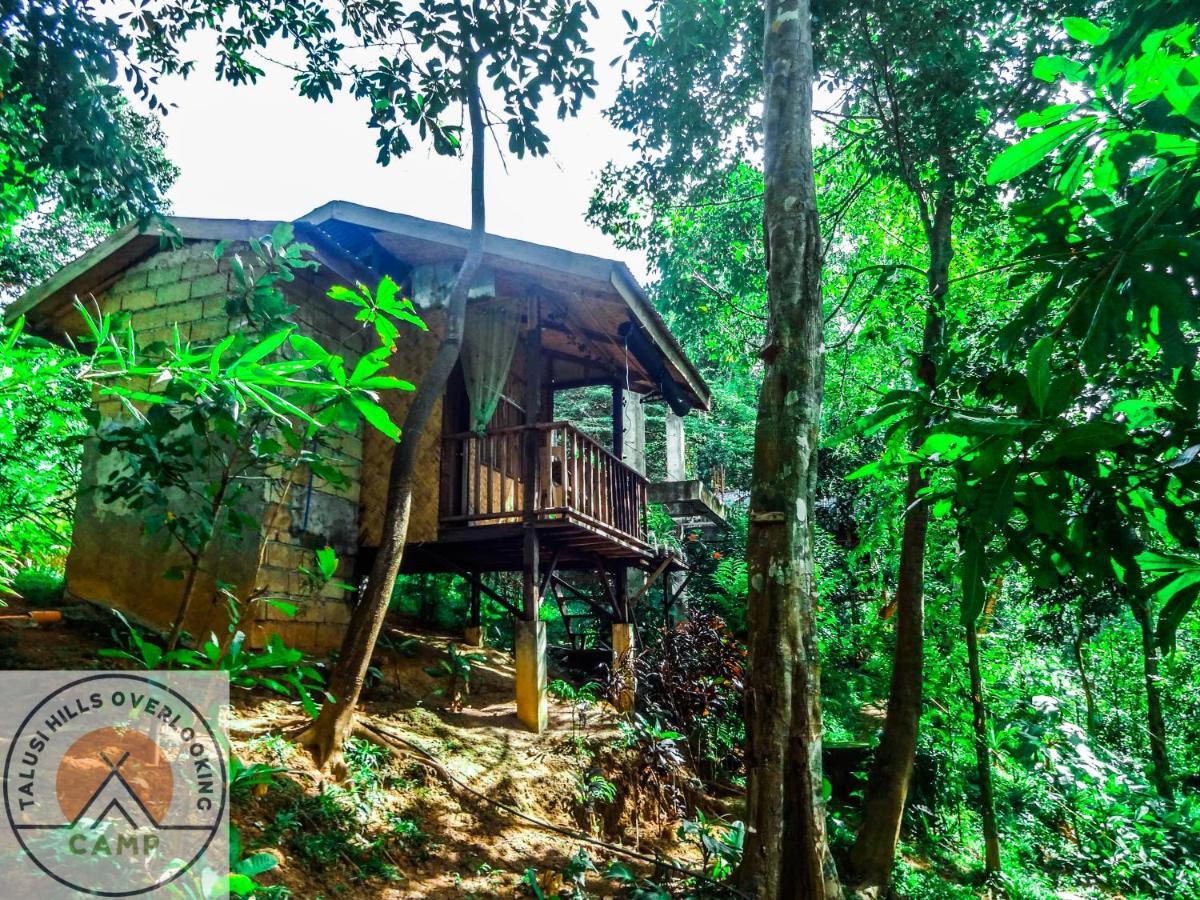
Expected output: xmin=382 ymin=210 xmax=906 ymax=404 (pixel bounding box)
xmin=0 ymin=602 xmax=701 ymax=898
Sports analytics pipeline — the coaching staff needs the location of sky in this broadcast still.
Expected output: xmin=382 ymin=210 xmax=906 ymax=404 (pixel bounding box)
xmin=154 ymin=7 xmax=643 ymax=271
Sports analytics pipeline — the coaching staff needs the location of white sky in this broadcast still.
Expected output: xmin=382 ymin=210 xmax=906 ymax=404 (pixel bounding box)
xmin=155 ymin=7 xmax=644 ymax=271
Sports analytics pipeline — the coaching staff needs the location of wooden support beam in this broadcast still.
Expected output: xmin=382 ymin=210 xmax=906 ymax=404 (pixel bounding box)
xmin=420 ymin=548 xmax=521 ymax=616
xmin=630 ymin=556 xmax=674 ymax=608
xmin=614 ymin=566 xmax=631 ymax=624
xmin=612 ymin=381 xmax=624 ymax=458
xmin=521 ymin=294 xmax=543 ymax=621
xmin=539 ymin=551 xmax=561 ymax=598
xmin=594 ymin=563 xmax=620 ymax=621
xmin=550 ymin=574 xmax=614 ymax=621
xmin=469 ymin=573 xmax=482 ymax=628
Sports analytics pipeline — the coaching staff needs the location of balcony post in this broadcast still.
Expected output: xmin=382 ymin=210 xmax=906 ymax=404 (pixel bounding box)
xmin=517 ymin=294 xmax=547 ymax=732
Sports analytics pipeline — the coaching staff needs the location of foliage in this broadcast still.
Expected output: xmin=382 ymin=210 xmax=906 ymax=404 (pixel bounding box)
xmin=573 ymin=770 xmax=617 ymax=835
xmin=7 ymin=0 xmax=1200 ymax=896
xmin=229 ymin=754 xmax=287 ymax=800
xmin=423 ymin=642 xmax=486 ymax=712
xmin=9 ymin=565 xmax=64 ymax=607
xmin=0 ymin=316 xmax=92 ymax=572
xmin=634 ymin=614 xmax=746 ymax=779
xmin=122 ymin=0 xmax=598 ymax=165
xmin=549 ymin=678 xmax=602 ymax=742
xmin=678 ymin=812 xmax=745 ymax=881
xmin=617 ymin=715 xmax=688 ymax=820
xmin=228 ymin=823 xmax=281 ymax=897
xmin=0 ymin=1 xmax=177 ymax=238
xmin=100 ymin=609 xmax=328 ymax=715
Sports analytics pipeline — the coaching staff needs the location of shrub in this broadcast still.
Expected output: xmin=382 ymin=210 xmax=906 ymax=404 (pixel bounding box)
xmin=12 ymin=564 xmax=64 ymax=606
xmin=635 ymin=613 xmax=746 ymax=779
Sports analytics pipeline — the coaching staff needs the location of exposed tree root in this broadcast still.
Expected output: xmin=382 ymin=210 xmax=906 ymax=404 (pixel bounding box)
xmin=353 ymin=720 xmax=743 ymax=892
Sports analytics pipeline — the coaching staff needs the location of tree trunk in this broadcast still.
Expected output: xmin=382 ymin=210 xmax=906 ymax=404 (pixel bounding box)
xmin=848 ymin=199 xmax=951 ymax=896
xmin=297 ymin=56 xmax=486 ymax=774
xmin=1131 ymin=595 xmax=1173 ymax=800
xmin=166 ymin=462 xmax=237 ymax=654
xmin=965 ymin=624 xmax=1001 ymax=875
xmin=165 ymin=554 xmax=203 ymax=656
xmin=737 ymin=2 xmax=838 ymax=897
xmin=1072 ymin=628 xmax=1098 ymax=737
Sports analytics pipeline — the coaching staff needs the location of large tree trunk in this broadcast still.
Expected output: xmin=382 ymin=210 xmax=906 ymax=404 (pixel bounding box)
xmin=965 ymin=624 xmax=1001 ymax=875
xmin=297 ymin=57 xmax=486 ymax=773
xmin=737 ymin=2 xmax=838 ymax=897
xmin=1131 ymin=595 xmax=1173 ymax=800
xmin=848 ymin=198 xmax=951 ymax=895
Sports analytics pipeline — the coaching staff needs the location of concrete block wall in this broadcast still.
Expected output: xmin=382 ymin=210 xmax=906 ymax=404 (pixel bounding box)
xmin=68 ymin=240 xmax=369 ymax=655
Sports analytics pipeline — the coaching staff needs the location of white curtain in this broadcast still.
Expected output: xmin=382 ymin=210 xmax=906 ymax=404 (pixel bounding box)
xmin=461 ymin=301 xmax=522 ymax=432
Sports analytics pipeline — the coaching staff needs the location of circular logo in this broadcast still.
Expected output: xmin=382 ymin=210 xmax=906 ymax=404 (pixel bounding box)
xmin=3 ymin=673 xmax=227 ymax=896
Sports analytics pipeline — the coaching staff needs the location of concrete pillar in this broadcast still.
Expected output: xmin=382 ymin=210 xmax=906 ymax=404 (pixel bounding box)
xmin=611 ymin=622 xmax=637 ymax=713
xmin=618 ymin=389 xmax=646 ymax=475
xmin=515 ymin=619 xmax=548 ymax=732
xmin=463 ymin=626 xmax=483 ymax=647
xmin=665 ymin=411 xmax=686 ymax=481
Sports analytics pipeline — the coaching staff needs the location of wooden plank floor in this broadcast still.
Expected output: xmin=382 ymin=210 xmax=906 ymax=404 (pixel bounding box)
xmin=399 ymin=512 xmax=680 ymax=575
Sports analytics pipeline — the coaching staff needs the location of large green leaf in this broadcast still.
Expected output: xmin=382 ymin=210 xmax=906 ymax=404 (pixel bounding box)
xmin=1062 ymin=17 xmax=1110 ymax=46
xmin=987 ymin=116 xmax=1096 ymax=185
xmin=1026 ymin=336 xmax=1053 ymax=415
xmin=1037 ymin=420 xmax=1127 ymax=462
xmin=959 ymin=533 xmax=990 ymax=627
xmin=351 ymin=396 xmax=401 ymax=441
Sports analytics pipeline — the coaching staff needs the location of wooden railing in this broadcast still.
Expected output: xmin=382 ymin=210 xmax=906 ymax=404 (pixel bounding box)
xmin=439 ymin=421 xmax=648 ymax=544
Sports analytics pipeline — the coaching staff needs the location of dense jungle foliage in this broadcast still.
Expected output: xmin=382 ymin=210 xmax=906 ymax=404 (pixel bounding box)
xmin=2 ymin=0 xmax=1200 ymax=897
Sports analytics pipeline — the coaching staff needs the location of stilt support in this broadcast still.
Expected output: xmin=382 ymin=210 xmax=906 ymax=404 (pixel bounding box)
xmin=465 ymin=574 xmax=483 ymax=646
xmin=515 ymin=619 xmax=548 ymax=732
xmin=611 ymin=622 xmax=637 ymax=713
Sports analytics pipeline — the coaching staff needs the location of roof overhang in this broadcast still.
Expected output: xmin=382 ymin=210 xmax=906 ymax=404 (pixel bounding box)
xmin=7 ymin=202 xmax=711 ymax=412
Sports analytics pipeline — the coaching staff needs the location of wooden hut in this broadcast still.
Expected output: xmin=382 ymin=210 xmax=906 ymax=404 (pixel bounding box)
xmin=6 ymin=201 xmax=723 ymax=729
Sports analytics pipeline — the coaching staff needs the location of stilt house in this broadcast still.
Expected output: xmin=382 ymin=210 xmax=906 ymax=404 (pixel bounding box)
xmin=6 ymin=202 xmax=726 ymax=729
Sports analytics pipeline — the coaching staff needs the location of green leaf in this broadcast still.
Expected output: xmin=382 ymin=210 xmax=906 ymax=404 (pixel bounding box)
xmin=348 ymin=346 xmax=392 ymax=385
xmin=230 ymin=328 xmax=292 ymax=370
xmin=1155 ymin=577 xmax=1200 ymax=653
xmin=1015 ymin=103 xmax=1080 ymax=129
xmin=327 ymin=284 xmax=366 ymax=306
xmin=1037 ymin=420 xmax=1127 ymax=462
xmin=355 ymin=375 xmax=416 ymax=391
xmin=227 ymin=873 xmax=257 ymax=896
xmin=2 ymin=316 xmax=23 ymax=352
xmin=209 ymin=334 xmax=237 ymax=376
xmin=975 ymin=462 xmax=1019 ymax=527
xmin=1032 ymin=55 xmax=1088 ymax=84
xmin=1063 ymin=17 xmax=1110 ymax=46
xmin=316 ymin=546 xmax=338 ymax=580
xmin=235 ymin=852 xmax=279 ymax=878
xmin=959 ymin=533 xmax=989 ymax=627
xmin=1027 ymin=336 xmax=1053 ymax=414
xmin=987 ymin=117 xmax=1095 ymax=185
xmin=270 ymin=221 xmax=295 ymax=248
xmin=606 ymin=861 xmax=636 ymax=884
xmin=264 ymin=599 xmax=299 ymax=618
xmin=351 ymin=396 xmax=401 ymax=441
xmin=289 ymin=334 xmax=329 ymax=361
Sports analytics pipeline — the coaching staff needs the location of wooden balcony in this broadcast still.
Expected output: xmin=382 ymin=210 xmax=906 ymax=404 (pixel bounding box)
xmin=418 ymin=421 xmax=652 ymax=572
